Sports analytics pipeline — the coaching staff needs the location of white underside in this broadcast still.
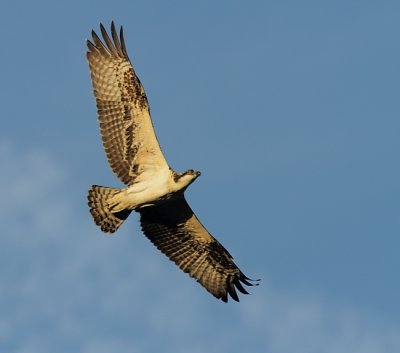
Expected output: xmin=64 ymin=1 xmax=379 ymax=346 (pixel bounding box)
xmin=107 ymin=168 xmax=179 ymax=212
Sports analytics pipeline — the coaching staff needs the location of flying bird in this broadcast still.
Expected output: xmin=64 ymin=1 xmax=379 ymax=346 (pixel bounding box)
xmin=86 ymin=22 xmax=258 ymax=302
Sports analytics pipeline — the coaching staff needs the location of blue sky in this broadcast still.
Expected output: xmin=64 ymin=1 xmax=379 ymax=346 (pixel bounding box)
xmin=1 ymin=0 xmax=399 ymax=352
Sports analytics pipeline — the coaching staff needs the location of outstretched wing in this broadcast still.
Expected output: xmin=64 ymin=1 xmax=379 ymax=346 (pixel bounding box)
xmin=86 ymin=22 xmax=169 ymax=185
xmin=139 ymin=195 xmax=258 ymax=302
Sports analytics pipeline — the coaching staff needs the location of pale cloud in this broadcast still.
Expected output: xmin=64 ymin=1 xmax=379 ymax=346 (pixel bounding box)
xmin=238 ymin=284 xmax=400 ymax=353
xmin=0 ymin=139 xmax=69 ymax=236
xmin=1 ymin=140 xmax=399 ymax=353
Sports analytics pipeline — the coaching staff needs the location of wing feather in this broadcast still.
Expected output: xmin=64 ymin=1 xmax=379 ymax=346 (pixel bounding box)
xmin=99 ymin=23 xmax=118 ymax=56
xmin=139 ymin=196 xmax=258 ymax=302
xmin=87 ymin=23 xmax=169 ymax=185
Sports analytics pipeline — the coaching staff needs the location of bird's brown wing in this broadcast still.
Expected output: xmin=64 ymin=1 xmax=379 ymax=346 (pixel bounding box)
xmin=139 ymin=195 xmax=258 ymax=302
xmin=86 ymin=22 xmax=169 ymax=185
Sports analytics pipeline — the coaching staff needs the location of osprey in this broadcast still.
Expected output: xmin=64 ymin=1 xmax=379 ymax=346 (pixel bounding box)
xmin=86 ymin=22 xmax=258 ymax=302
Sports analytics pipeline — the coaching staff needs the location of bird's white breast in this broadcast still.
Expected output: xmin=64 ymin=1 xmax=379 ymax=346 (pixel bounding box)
xmin=124 ymin=168 xmax=175 ymax=208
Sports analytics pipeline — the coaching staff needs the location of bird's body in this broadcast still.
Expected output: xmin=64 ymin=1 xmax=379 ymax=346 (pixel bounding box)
xmin=107 ymin=168 xmax=198 ymax=212
xmin=86 ymin=22 xmax=258 ymax=302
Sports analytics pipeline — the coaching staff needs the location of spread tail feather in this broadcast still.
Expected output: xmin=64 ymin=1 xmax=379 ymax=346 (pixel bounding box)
xmin=88 ymin=185 xmax=132 ymax=233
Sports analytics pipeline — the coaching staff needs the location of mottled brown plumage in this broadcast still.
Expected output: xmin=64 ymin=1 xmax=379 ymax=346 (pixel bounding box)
xmin=87 ymin=22 xmax=168 ymax=184
xmin=139 ymin=195 xmax=256 ymax=302
xmin=86 ymin=22 xmax=258 ymax=302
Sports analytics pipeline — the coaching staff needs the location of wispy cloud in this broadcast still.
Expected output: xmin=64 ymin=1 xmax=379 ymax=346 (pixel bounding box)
xmin=239 ymin=285 xmax=400 ymax=353
xmin=1 ymin=140 xmax=399 ymax=353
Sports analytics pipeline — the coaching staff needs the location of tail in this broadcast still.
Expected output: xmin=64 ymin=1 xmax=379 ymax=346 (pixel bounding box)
xmin=88 ymin=185 xmax=132 ymax=233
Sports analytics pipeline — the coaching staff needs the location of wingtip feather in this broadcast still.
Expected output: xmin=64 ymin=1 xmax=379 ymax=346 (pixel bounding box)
xmin=120 ymin=25 xmax=128 ymax=57
xmin=110 ymin=21 xmax=124 ymax=56
xmin=100 ymin=22 xmax=118 ymax=56
xmin=227 ymin=279 xmax=240 ymax=302
xmin=235 ymin=279 xmax=250 ymax=295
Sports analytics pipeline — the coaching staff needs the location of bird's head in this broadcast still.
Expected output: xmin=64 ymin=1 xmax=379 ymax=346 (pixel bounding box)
xmin=174 ymin=169 xmax=201 ymax=189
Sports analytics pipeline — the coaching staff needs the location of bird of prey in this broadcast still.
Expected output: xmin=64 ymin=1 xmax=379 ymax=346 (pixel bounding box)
xmin=86 ymin=22 xmax=258 ymax=302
